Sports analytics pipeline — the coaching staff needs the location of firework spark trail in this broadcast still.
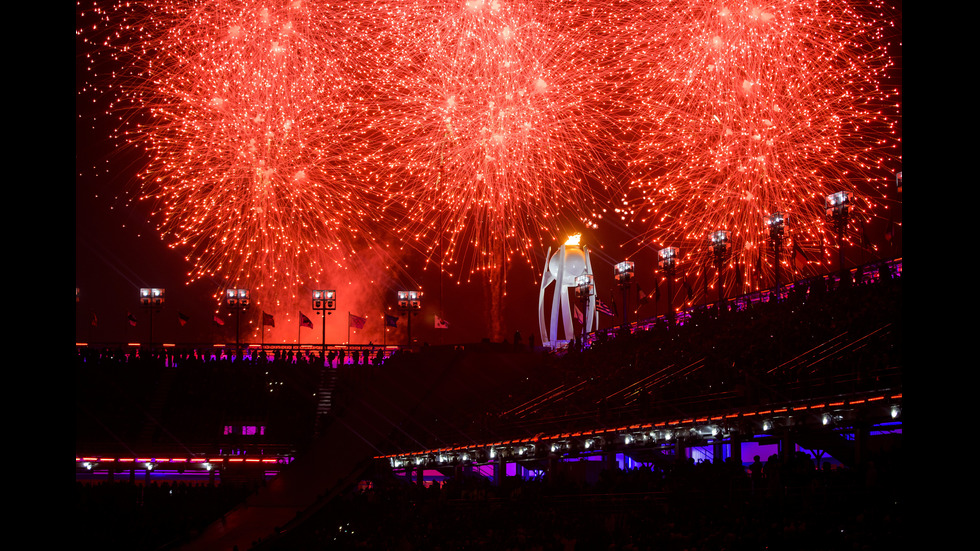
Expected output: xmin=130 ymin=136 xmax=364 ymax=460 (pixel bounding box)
xmin=78 ymin=0 xmax=901 ymax=321
xmin=79 ymin=0 xmax=390 ymax=306
xmin=361 ymin=0 xmax=622 ymax=281
xmin=618 ymin=0 xmax=901 ymax=295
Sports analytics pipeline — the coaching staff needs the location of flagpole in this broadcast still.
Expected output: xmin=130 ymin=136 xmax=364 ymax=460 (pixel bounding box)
xmin=635 ymin=284 xmax=639 ymax=331
xmin=703 ymin=261 xmax=708 ymax=308
xmin=655 ymin=280 xmax=660 ymax=320
xmin=347 ymin=311 xmax=351 ymax=352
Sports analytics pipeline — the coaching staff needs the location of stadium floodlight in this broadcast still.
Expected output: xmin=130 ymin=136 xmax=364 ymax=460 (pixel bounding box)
xmin=710 ymin=231 xmax=730 ymax=310
xmin=397 ymin=290 xmax=421 ymax=310
xmin=614 ymin=261 xmax=634 ymax=282
xmin=575 ymin=274 xmax=595 ymax=343
xmin=658 ymin=247 xmax=678 ymax=271
xmin=574 ymin=274 xmax=594 ymax=300
xmin=312 ymin=289 xmax=336 ymax=312
xmin=224 ymin=288 xmax=249 ymax=307
xmin=225 ymin=288 xmax=250 ymax=353
xmin=710 ymin=230 xmax=729 ymax=254
xmin=397 ymin=290 xmax=422 ymax=347
xmin=766 ymin=212 xmax=785 ymax=238
xmin=826 ymin=191 xmax=853 ymax=273
xmin=614 ymin=261 xmax=634 ymax=328
xmin=766 ymin=213 xmax=785 ymax=298
xmin=825 ymin=191 xmax=851 ymax=218
xmin=139 ymin=287 xmax=166 ymax=350
xmin=140 ymin=287 xmax=166 ymax=307
xmin=313 ymin=289 xmax=336 ymax=356
xmin=658 ymin=247 xmax=679 ymax=324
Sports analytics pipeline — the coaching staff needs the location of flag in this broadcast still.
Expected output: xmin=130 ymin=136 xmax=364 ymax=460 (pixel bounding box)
xmin=349 ymin=313 xmax=367 ymax=329
xmin=792 ymin=242 xmax=809 ymax=269
xmin=434 ymin=315 xmax=450 ymax=329
xmin=861 ymin=222 xmax=872 ymax=248
xmin=609 ymin=291 xmax=620 ymax=316
xmin=884 ymin=217 xmax=894 ymax=242
xmin=735 ymin=262 xmax=744 ymax=289
xmin=595 ymin=299 xmax=615 ymax=317
xmin=573 ymin=305 xmax=584 ymax=324
xmin=637 ymin=289 xmax=649 ymax=306
xmin=262 ymin=312 xmax=275 ymax=327
xmin=127 ymin=312 xmax=138 ymax=327
xmin=299 ymin=312 xmax=313 ymax=329
xmin=178 ymin=312 xmax=190 ymax=326
xmin=385 ymin=314 xmax=399 ymax=328
xmin=91 ymin=312 xmax=98 ymax=328
xmin=685 ymin=278 xmax=694 ymax=300
xmin=213 ymin=314 xmax=225 ymax=326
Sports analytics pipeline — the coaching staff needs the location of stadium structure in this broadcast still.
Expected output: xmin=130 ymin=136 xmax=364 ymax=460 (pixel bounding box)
xmin=77 ymin=258 xmax=903 ymax=550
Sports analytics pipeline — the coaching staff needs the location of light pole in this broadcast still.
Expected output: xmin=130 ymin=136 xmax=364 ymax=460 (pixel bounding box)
xmin=614 ymin=261 xmax=634 ymax=329
xmin=658 ymin=247 xmax=678 ymax=326
xmin=139 ymin=287 xmax=165 ymax=351
xmin=313 ymin=289 xmax=336 ymax=362
xmin=709 ymin=230 xmax=729 ymax=312
xmin=826 ymin=191 xmax=852 ymax=274
xmin=225 ymin=288 xmax=250 ymax=355
xmin=574 ymin=274 xmax=594 ymax=345
xmin=766 ymin=213 xmax=785 ymax=300
xmin=76 ymin=287 xmax=81 ymax=342
xmin=397 ymin=290 xmax=421 ymax=348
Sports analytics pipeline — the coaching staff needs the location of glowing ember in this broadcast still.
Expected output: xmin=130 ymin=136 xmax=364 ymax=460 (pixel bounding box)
xmin=78 ymin=0 xmax=388 ymax=305
xmin=618 ymin=0 xmax=901 ymax=293
xmin=77 ymin=0 xmax=901 ymax=317
xmin=360 ymin=0 xmax=619 ymax=279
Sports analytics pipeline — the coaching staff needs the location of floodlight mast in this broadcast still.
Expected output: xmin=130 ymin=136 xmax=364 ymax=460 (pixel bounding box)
xmin=398 ymin=290 xmax=422 ymax=348
xmin=225 ymin=288 xmax=250 ymax=354
xmin=658 ymin=247 xmax=678 ymax=326
xmin=313 ymin=289 xmax=337 ymax=360
xmin=766 ymin=214 xmax=785 ymax=300
xmin=575 ymin=274 xmax=595 ymax=344
xmin=826 ymin=191 xmax=852 ymax=274
xmin=710 ymin=231 xmax=729 ymax=312
xmin=139 ymin=287 xmax=165 ymax=350
xmin=614 ymin=261 xmax=634 ymax=329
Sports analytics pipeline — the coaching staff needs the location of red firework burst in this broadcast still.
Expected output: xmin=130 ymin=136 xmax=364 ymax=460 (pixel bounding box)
xmin=618 ymin=0 xmax=901 ymax=293
xmin=78 ymin=0 xmax=389 ymax=304
xmin=358 ymin=0 xmax=623 ymax=280
xmin=78 ymin=0 xmax=901 ymax=318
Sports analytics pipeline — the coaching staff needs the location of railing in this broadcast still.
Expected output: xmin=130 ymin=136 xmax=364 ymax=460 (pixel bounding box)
xmin=75 ymin=343 xmax=402 ymax=366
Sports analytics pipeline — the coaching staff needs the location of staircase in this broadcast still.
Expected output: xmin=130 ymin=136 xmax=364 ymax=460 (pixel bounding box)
xmin=314 ymin=366 xmax=338 ymax=437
